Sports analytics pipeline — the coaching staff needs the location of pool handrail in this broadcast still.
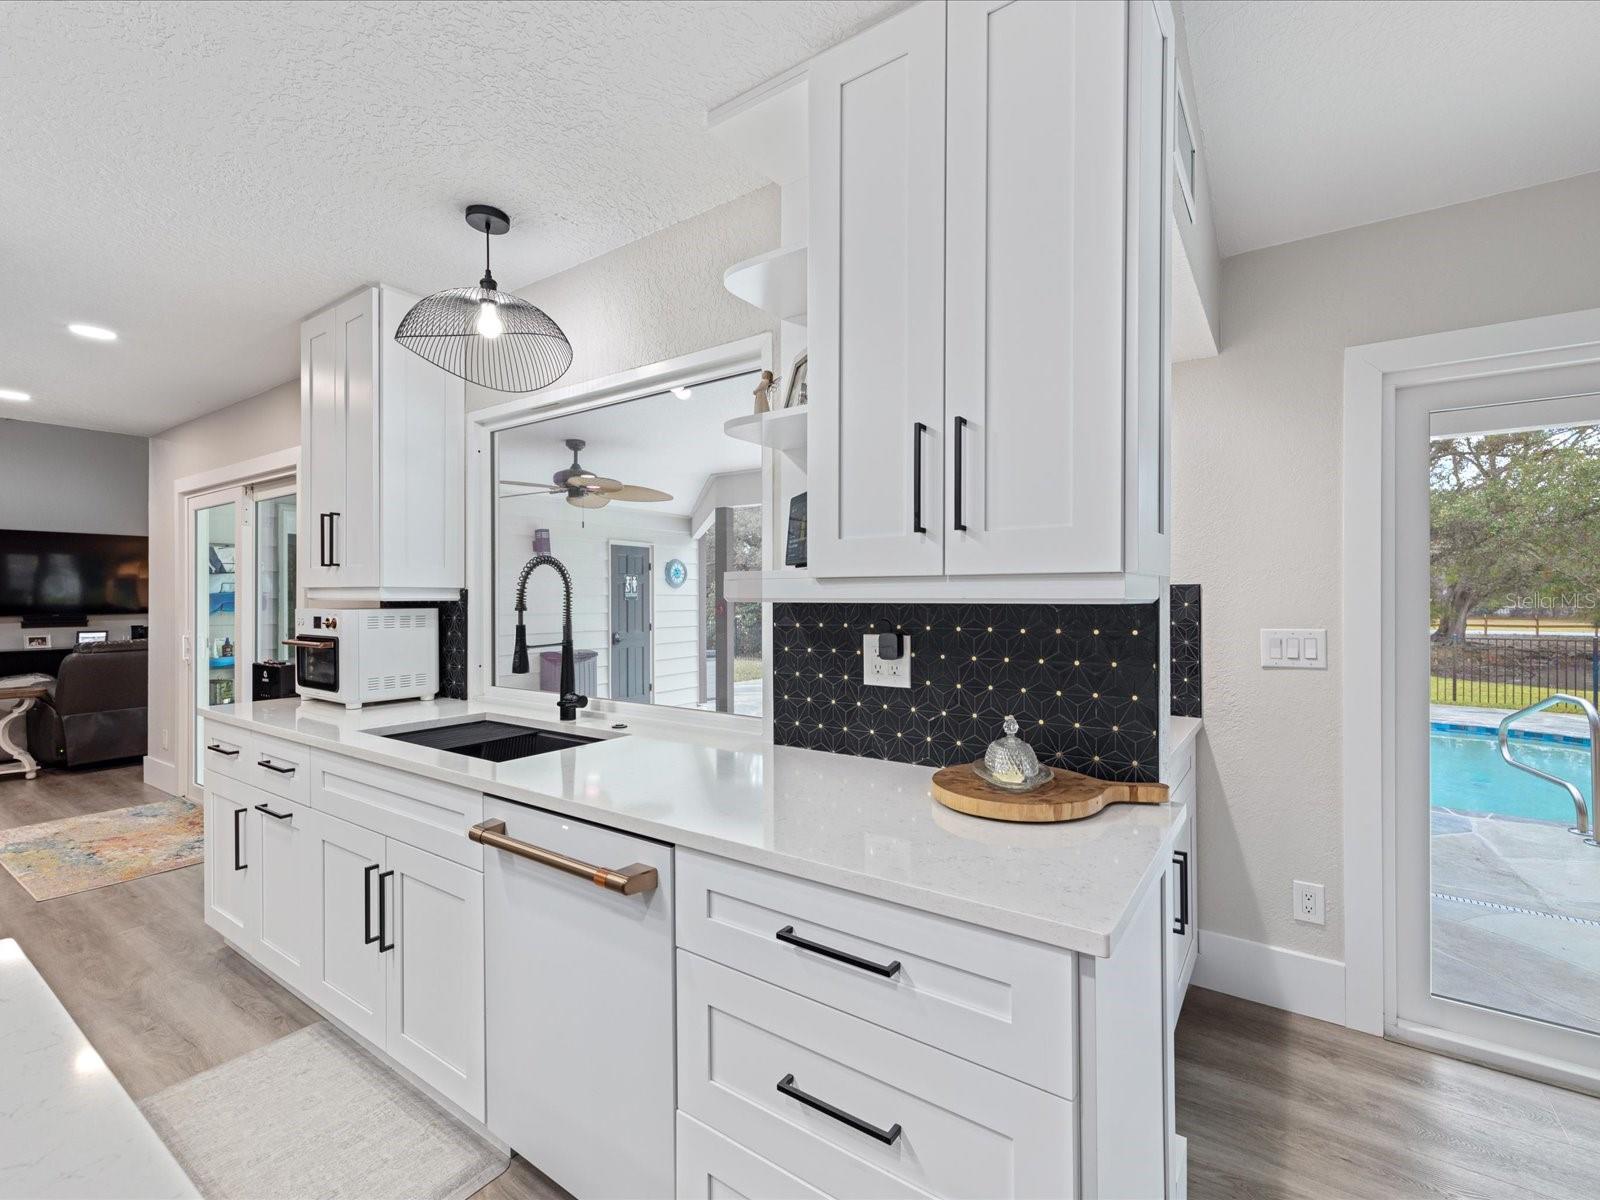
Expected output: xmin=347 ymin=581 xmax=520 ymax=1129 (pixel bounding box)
xmin=1496 ymin=694 xmax=1599 ymax=844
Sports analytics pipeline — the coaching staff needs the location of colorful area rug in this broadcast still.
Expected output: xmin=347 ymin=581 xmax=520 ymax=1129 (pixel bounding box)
xmin=0 ymin=798 xmax=203 ymax=900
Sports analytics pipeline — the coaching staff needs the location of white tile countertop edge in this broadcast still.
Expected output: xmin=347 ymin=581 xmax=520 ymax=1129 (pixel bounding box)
xmin=203 ymin=698 xmax=1185 ymax=957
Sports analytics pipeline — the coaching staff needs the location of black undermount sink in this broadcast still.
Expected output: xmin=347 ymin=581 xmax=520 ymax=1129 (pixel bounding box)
xmin=381 ymin=719 xmax=603 ymax=763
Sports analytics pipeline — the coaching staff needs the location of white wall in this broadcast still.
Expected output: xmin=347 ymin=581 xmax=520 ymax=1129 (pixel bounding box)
xmin=495 ymin=503 xmax=701 ymax=707
xmin=466 ymin=187 xmax=780 ymax=412
xmin=1172 ymin=171 xmax=1600 ymax=965
xmin=145 ymin=379 xmax=299 ymax=791
xmin=0 ymin=419 xmax=151 ymax=651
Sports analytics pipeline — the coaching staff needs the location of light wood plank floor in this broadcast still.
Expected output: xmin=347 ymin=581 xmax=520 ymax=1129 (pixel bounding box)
xmin=5 ymin=766 xmax=1599 ymax=1199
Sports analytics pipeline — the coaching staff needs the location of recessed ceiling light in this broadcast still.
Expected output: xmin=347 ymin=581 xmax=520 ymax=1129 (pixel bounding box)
xmin=68 ymin=323 xmax=117 ymax=341
xmin=0 ymin=388 xmax=30 ymax=402
xmin=671 ymin=386 xmax=692 ymax=399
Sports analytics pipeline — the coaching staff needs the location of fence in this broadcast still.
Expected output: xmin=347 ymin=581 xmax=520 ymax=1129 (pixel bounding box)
xmin=1432 ymin=632 xmax=1600 ymax=710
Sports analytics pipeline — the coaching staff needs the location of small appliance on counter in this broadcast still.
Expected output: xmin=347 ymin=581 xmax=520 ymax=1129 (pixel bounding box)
xmin=252 ymin=659 xmax=296 ymax=701
xmin=286 ymin=608 xmax=439 ymax=709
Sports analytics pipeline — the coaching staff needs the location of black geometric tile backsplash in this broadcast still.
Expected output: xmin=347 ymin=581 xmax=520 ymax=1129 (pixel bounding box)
xmin=1170 ymin=584 xmax=1202 ymax=718
xmin=382 ymin=590 xmax=469 ymax=700
xmin=772 ymin=602 xmax=1161 ymax=782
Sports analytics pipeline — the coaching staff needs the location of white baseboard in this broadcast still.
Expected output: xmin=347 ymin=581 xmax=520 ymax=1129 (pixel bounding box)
xmin=142 ymin=755 xmax=179 ymax=797
xmin=1192 ymin=929 xmax=1347 ymax=1027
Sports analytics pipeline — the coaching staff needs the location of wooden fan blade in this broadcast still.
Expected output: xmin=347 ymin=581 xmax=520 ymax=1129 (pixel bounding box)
xmin=605 ymin=484 xmax=673 ymax=503
xmin=568 ymin=492 xmax=611 ymax=509
xmin=574 ymin=476 xmax=623 ymax=493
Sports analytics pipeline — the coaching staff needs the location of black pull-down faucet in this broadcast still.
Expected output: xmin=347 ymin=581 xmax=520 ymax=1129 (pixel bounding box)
xmin=509 ymin=554 xmax=589 ymax=721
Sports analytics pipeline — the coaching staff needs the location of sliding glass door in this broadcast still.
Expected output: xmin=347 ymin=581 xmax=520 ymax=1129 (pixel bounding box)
xmin=184 ymin=479 xmax=295 ymax=797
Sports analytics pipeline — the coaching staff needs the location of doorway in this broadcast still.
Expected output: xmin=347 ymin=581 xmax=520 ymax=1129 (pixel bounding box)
xmin=183 ymin=477 xmax=295 ymax=798
xmin=609 ymin=542 xmax=652 ymax=702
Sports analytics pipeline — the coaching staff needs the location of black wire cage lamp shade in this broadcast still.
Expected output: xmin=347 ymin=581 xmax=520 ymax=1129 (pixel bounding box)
xmin=394 ymin=204 xmax=573 ymax=393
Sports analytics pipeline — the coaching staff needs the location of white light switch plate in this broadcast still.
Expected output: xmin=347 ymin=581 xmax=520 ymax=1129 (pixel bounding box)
xmin=863 ymin=634 xmax=912 ymax=688
xmin=1261 ymin=628 xmax=1327 ymax=669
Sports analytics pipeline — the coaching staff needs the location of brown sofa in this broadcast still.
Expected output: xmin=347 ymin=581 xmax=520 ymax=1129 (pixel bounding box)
xmin=26 ymin=641 xmax=148 ymax=768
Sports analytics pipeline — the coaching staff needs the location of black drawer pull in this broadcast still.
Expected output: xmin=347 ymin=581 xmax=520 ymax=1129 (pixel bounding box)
xmin=256 ymin=759 xmax=296 ymax=775
xmin=775 ymin=925 xmax=901 ymax=978
xmin=377 ymin=869 xmax=395 ymax=952
xmin=254 ymin=803 xmax=293 ymax=821
xmin=776 ymin=1074 xmax=902 ymax=1145
xmin=1172 ymin=849 xmax=1190 ymax=935
xmin=207 ymin=743 xmax=239 ymax=757
xmin=232 ymin=806 xmax=247 ymax=871
xmin=364 ymin=864 xmax=380 ymax=945
xmin=912 ymin=421 xmax=928 ymax=534
xmin=952 ymin=415 xmax=969 ymax=532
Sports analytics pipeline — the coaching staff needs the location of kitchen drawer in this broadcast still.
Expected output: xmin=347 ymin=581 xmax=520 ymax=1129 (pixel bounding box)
xmin=676 ymin=850 xmax=1075 ymax=1098
xmin=677 ymin=951 xmax=1076 ymax=1200
xmin=202 ymin=722 xmax=253 ymax=782
xmin=244 ymin=731 xmax=311 ymax=807
xmin=311 ymin=750 xmax=482 ymax=869
xmin=676 ymin=1112 xmax=847 ymax=1200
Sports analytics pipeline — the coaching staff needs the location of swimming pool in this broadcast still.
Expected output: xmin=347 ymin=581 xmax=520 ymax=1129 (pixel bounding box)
xmin=1431 ymin=728 xmax=1594 ymax=822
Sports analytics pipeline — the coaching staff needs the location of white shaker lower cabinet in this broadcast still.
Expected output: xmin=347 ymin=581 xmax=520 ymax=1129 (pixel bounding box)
xmin=482 ymin=798 xmax=676 ymax=1200
xmin=203 ymin=775 xmax=256 ymax=944
xmin=677 ymin=1112 xmax=830 ymax=1200
xmin=305 ymin=808 xmax=389 ymax=1047
xmin=251 ymin=790 xmax=314 ymax=991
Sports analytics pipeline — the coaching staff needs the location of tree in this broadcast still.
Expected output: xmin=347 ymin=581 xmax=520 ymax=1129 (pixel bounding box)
xmin=1430 ymin=426 xmax=1600 ymax=640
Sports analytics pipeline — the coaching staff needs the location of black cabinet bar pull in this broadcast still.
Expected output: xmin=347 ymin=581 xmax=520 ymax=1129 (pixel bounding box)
xmin=254 ymin=803 xmax=293 ymax=821
xmin=775 ymin=925 xmax=901 ymax=978
xmin=1172 ymin=850 xmax=1190 ymax=935
xmin=232 ymin=806 xmax=247 ymax=871
xmin=256 ymin=759 xmax=296 ymax=775
xmin=776 ymin=1074 xmax=903 ymax=1145
xmin=377 ymin=869 xmax=395 ymax=952
xmin=207 ymin=743 xmax=239 ymax=757
xmin=364 ymin=864 xmax=380 ymax=945
xmin=911 ymin=422 xmax=928 ymax=534
xmin=952 ymin=416 xmax=968 ymax=532
xmin=327 ymin=512 xmax=341 ymax=568
xmin=318 ymin=513 xmax=328 ymax=567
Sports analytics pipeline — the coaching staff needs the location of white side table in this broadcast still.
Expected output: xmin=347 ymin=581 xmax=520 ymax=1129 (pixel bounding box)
xmin=0 ymin=685 xmax=47 ymax=780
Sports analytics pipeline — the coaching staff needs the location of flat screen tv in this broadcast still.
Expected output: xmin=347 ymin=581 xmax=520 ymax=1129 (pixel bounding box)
xmin=0 ymin=530 xmax=150 ymax=619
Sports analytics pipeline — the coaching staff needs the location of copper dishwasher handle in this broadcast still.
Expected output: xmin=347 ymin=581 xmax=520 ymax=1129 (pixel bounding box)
xmin=469 ymin=820 xmax=658 ymax=895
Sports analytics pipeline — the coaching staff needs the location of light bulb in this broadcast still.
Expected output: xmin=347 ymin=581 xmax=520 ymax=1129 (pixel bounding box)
xmin=476 ymin=300 xmax=504 ymax=339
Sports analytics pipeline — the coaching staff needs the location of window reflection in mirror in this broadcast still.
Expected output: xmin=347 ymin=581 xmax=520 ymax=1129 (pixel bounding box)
xmin=493 ymin=370 xmax=766 ymax=718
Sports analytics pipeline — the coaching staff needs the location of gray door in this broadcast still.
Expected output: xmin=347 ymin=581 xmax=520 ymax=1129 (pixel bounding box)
xmin=610 ymin=544 xmax=651 ymax=702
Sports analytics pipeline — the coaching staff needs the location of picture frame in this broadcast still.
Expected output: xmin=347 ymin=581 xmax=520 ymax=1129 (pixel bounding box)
xmin=782 ymin=351 xmax=808 ymax=409
xmin=25 ymin=634 xmax=50 ymax=649
xmin=785 ymin=492 xmax=808 ymax=568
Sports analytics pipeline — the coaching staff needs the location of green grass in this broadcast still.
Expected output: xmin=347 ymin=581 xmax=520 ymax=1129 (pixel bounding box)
xmin=1431 ymin=677 xmax=1593 ymax=713
xmin=733 ymin=657 xmax=764 ymax=683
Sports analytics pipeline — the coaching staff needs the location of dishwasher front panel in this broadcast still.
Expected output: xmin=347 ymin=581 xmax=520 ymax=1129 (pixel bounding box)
xmin=481 ymin=796 xmax=675 ymax=1200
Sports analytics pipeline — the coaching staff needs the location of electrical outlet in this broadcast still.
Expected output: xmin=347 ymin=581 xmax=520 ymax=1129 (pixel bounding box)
xmin=863 ymin=634 xmax=911 ymax=689
xmin=1293 ymin=880 xmax=1325 ymax=925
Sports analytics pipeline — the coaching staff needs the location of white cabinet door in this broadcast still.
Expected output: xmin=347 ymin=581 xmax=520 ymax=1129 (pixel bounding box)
xmin=300 ymin=305 xmax=341 ymax=590
xmin=944 ymin=0 xmax=1127 ymax=575
xmin=331 ymin=289 xmax=380 ymax=588
xmin=1167 ymin=776 xmax=1197 ymax=1021
xmin=203 ymin=777 xmax=256 ymax=943
xmin=808 ymin=0 xmax=946 ymax=578
xmin=306 ymin=808 xmax=388 ymax=1047
xmin=252 ymin=794 xmax=314 ymax=991
xmin=483 ymin=799 xmax=675 ymax=1200
xmin=383 ymin=838 xmax=485 ymax=1120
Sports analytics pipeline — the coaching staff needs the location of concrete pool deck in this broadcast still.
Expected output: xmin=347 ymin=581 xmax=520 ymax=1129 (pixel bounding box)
xmin=1429 ymin=701 xmax=1600 ymax=1035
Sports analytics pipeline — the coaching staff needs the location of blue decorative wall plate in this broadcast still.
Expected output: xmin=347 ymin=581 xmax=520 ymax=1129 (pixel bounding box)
xmin=663 ymin=558 xmax=687 ymax=588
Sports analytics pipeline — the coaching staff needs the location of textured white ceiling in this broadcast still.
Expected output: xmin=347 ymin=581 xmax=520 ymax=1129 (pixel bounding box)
xmin=1179 ymin=0 xmax=1600 ymax=256
xmin=0 ymin=0 xmax=902 ymax=434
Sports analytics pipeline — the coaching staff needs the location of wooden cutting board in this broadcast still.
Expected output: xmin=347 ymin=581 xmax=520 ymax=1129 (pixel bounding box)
xmin=931 ymin=762 xmax=1168 ymax=823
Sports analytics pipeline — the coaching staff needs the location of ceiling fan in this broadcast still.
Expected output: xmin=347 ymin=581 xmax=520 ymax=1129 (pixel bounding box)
xmin=501 ymin=438 xmax=672 ymax=509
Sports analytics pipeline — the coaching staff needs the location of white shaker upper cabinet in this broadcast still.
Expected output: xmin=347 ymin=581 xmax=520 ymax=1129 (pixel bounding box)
xmin=945 ymin=0 xmax=1128 ymax=576
xmin=807 ymin=0 xmax=947 ymax=578
xmin=300 ymin=285 xmax=464 ymax=602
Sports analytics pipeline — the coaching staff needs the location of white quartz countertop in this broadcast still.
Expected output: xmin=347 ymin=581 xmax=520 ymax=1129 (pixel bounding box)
xmin=0 ymin=939 xmax=197 ymax=1200
xmin=205 ymin=697 xmax=1186 ymax=957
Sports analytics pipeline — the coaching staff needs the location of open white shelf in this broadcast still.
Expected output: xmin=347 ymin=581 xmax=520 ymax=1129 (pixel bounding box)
xmin=723 ymin=406 xmax=807 ymax=460
xmin=723 ymin=569 xmax=1163 ymax=605
xmin=723 ymin=246 xmax=807 ymax=325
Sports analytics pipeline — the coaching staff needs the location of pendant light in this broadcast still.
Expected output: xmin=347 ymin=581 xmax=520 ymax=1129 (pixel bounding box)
xmin=394 ymin=204 xmax=573 ymax=393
